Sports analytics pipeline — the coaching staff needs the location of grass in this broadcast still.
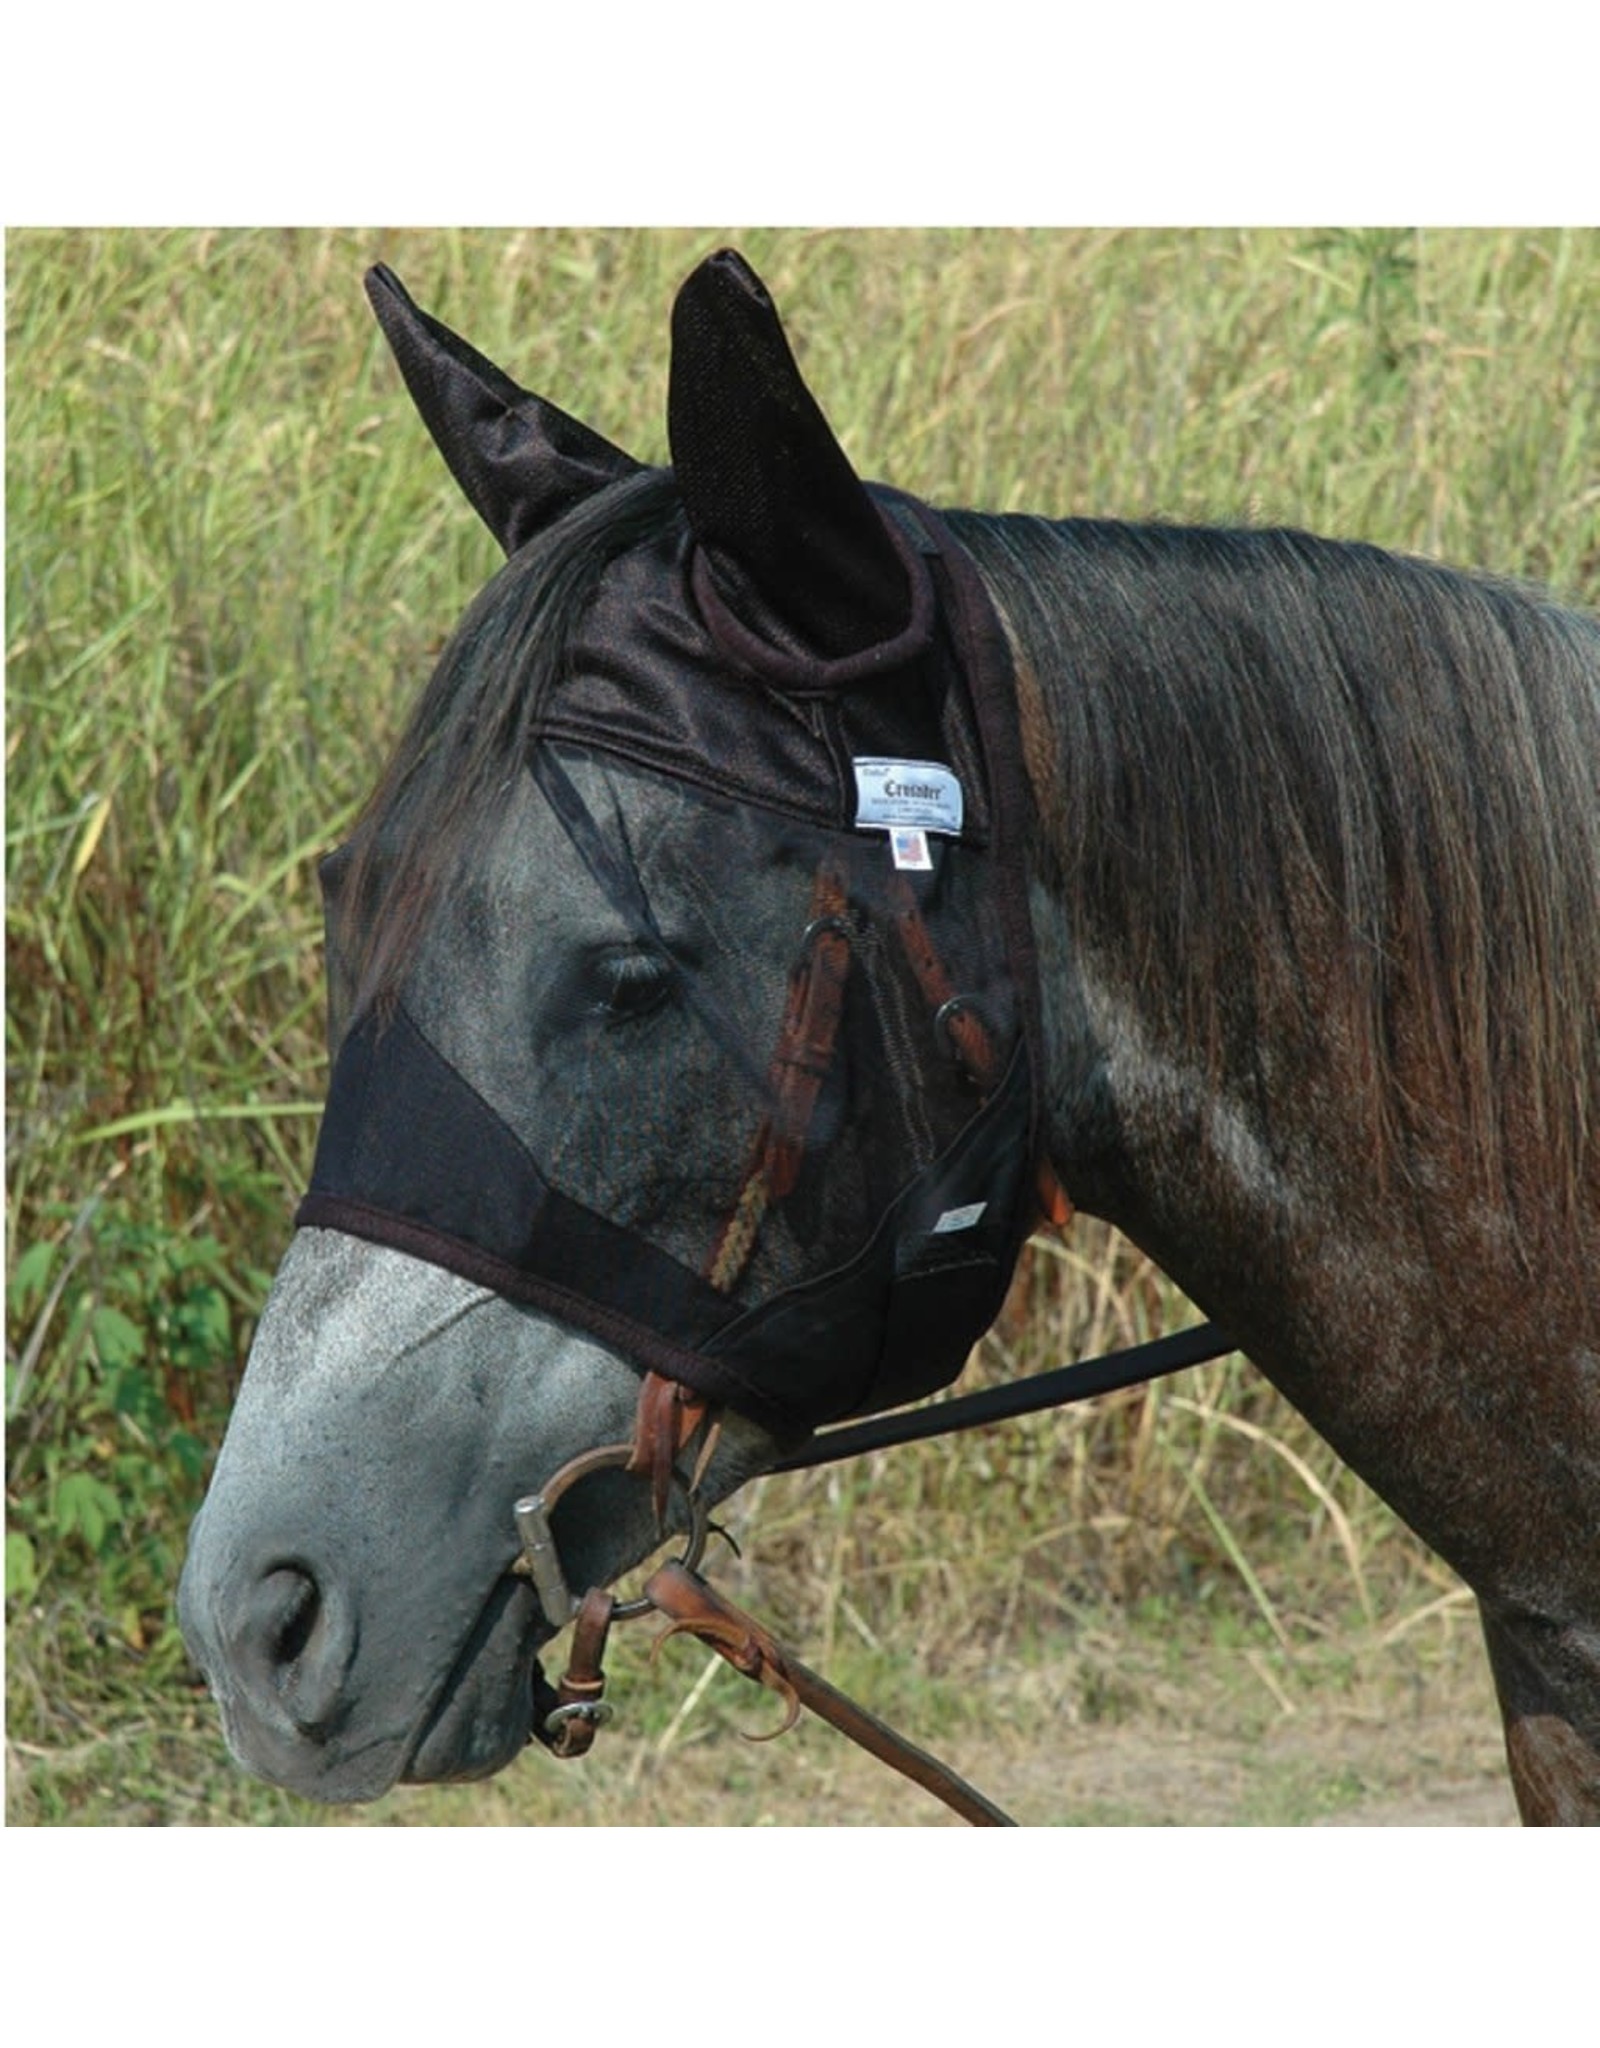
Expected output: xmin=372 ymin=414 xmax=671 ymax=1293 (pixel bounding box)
xmin=7 ymin=227 xmax=1598 ymax=1825
xmin=7 ymin=1567 xmax=1508 ymax=1826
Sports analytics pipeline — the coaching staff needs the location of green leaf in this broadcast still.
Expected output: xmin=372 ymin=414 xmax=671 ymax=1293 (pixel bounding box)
xmin=73 ymin=1099 xmax=323 ymax=1146
xmin=8 ymin=1240 xmax=57 ymax=1318
xmin=6 ymin=1530 xmax=40 ymax=1601
xmin=174 ymin=1283 xmax=231 ymax=1361
xmin=53 ymin=1471 xmax=122 ymax=1553
xmin=90 ymin=1304 xmax=145 ymax=1369
xmin=167 ymin=1429 xmax=209 ymax=1483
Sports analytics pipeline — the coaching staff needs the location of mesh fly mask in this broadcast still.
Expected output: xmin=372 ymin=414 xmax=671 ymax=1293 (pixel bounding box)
xmin=296 ymin=252 xmax=1046 ymax=1442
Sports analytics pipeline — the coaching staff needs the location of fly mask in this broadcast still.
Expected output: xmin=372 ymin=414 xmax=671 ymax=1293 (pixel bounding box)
xmin=296 ymin=250 xmax=1047 ymax=1443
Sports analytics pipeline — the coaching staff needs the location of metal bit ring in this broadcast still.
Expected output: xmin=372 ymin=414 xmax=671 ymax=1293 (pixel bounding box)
xmin=512 ymin=1443 xmax=712 ymax=1627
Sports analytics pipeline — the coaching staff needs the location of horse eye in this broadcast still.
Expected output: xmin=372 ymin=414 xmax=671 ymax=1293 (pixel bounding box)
xmin=589 ymin=946 xmax=675 ymax=1023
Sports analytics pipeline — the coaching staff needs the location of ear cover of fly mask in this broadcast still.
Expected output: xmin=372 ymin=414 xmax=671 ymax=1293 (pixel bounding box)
xmin=365 ymin=262 xmax=643 ymax=554
xmin=668 ymin=248 xmax=915 ymax=663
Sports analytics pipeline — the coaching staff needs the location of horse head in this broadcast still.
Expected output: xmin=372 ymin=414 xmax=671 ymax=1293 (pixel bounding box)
xmin=178 ymin=251 xmax=1039 ymax=1801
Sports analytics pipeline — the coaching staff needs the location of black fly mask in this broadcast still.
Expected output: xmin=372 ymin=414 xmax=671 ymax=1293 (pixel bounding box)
xmin=298 ymin=251 xmax=1045 ymax=1442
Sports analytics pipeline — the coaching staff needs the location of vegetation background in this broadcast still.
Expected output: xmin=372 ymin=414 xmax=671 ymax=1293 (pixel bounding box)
xmin=7 ymin=225 xmax=1598 ymax=1825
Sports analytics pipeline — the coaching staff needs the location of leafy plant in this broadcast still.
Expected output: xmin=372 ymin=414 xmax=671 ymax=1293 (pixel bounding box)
xmin=1301 ymin=226 xmax=1422 ymax=377
xmin=7 ymin=1202 xmax=244 ymax=1632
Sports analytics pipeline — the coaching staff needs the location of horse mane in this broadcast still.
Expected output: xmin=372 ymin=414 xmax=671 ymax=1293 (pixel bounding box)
xmin=338 ymin=470 xmax=1599 ymax=1232
xmin=947 ymin=509 xmax=1600 ymax=1231
xmin=335 ymin=468 xmax=685 ymax=1011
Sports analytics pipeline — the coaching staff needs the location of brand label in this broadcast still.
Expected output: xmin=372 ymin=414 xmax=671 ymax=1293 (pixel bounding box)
xmin=932 ymin=1201 xmax=987 ymax=1235
xmin=853 ymin=758 xmax=964 ymax=837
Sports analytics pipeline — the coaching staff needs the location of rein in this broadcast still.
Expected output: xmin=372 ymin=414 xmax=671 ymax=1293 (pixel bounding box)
xmin=515 ymin=1316 xmax=1232 ymax=1826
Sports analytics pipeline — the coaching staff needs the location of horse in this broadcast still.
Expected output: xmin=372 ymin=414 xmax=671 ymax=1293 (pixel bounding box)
xmin=177 ymin=249 xmax=1600 ymax=1823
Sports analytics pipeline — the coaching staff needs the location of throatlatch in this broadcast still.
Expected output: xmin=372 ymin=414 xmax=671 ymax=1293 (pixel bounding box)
xmin=296 ymin=251 xmax=1046 ymax=1443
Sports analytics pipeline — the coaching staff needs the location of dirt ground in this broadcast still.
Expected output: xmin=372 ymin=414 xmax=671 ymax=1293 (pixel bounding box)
xmin=8 ymin=1572 xmax=1521 ymax=1826
xmin=358 ymin=1590 xmax=1519 ymax=1828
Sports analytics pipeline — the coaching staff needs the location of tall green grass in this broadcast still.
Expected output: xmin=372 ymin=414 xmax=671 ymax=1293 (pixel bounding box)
xmin=7 ymin=227 xmax=1597 ymax=1822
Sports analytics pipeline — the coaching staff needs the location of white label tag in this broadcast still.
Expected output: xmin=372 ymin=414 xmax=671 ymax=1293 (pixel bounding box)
xmin=853 ymin=757 xmax=964 ymax=837
xmin=932 ymin=1201 xmax=987 ymax=1235
xmin=889 ymin=826 xmax=933 ymax=872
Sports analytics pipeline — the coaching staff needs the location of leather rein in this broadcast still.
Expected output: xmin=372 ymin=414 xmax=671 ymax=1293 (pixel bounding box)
xmin=513 ymin=1370 xmax=1021 ymax=1826
xmin=509 ymin=859 xmax=1233 ymax=1825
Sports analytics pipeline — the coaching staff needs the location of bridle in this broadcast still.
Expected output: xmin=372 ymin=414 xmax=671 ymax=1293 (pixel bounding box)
xmin=513 ymin=1367 xmax=1021 ymax=1823
xmin=506 ymin=863 xmax=1233 ymax=1825
xmin=510 ymin=1372 xmax=718 ymax=1761
xmin=514 ymin=1322 xmax=1228 ymax=1824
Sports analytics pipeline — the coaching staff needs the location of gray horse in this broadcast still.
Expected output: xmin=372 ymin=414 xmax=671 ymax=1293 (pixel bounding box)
xmin=180 ymin=251 xmax=1600 ymax=1821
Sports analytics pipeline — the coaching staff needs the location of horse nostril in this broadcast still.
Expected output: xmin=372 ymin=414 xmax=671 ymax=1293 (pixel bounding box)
xmin=261 ymin=1566 xmax=321 ymax=1671
xmin=236 ymin=1565 xmax=351 ymax=1739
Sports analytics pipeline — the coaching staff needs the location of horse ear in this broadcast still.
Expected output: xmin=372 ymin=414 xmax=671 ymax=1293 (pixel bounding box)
xmin=668 ymin=250 xmax=912 ymax=661
xmin=365 ymin=264 xmax=642 ymax=555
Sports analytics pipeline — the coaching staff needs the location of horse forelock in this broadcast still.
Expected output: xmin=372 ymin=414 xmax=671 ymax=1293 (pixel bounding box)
xmin=951 ymin=508 xmax=1600 ymax=1240
xmin=332 ymin=469 xmax=685 ymax=1016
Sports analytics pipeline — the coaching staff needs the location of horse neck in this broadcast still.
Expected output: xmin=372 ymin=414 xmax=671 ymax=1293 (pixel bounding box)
xmin=974 ymin=510 xmax=1600 ymax=1615
xmin=984 ymin=515 xmax=1597 ymax=1425
xmin=1022 ymin=849 xmax=1347 ymax=1372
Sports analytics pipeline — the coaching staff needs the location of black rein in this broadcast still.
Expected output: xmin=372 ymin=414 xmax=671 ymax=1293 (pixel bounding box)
xmin=771 ymin=1321 xmax=1233 ymax=1472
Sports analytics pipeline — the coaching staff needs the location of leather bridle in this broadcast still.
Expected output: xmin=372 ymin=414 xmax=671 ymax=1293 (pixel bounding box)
xmin=514 ymin=1367 xmax=1017 ymax=1823
xmin=511 ymin=868 xmax=1027 ymax=1816
xmin=500 ymin=867 xmax=1228 ymax=1825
